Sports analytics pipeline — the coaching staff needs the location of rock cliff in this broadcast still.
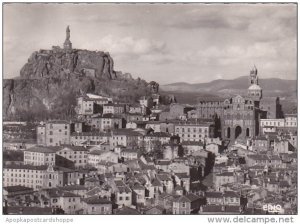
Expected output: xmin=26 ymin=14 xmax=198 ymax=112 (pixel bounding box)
xmin=3 ymin=47 xmax=153 ymax=121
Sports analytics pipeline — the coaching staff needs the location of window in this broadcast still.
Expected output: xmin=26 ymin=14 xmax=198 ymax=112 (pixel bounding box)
xmin=119 ymin=197 xmax=123 ymax=201
xmin=49 ymin=138 xmax=53 ymax=143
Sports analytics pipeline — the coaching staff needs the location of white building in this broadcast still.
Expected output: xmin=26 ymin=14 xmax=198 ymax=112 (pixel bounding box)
xmin=174 ymin=122 xmax=212 ymax=142
xmin=24 ymin=146 xmax=56 ymax=166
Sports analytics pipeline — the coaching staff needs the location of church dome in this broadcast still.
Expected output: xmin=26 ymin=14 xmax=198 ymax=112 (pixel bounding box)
xmin=248 ymin=84 xmax=262 ymax=90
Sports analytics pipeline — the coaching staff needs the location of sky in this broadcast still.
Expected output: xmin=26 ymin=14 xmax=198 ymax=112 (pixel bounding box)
xmin=3 ymin=3 xmax=297 ymax=84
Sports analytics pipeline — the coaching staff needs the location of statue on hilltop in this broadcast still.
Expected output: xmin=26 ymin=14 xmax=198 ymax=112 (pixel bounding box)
xmin=64 ymin=25 xmax=72 ymax=50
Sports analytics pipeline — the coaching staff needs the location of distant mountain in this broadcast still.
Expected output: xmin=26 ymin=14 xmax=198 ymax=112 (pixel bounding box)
xmin=161 ymin=76 xmax=297 ymax=98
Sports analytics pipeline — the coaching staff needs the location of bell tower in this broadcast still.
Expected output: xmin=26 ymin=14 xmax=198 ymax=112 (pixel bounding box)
xmin=249 ymin=65 xmax=258 ymax=85
xmin=248 ymin=65 xmax=262 ymax=103
xmin=63 ymin=25 xmax=72 ymax=50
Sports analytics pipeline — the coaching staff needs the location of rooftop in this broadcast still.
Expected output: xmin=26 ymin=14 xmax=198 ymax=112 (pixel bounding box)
xmin=4 ymin=185 xmax=34 ymax=193
xmin=25 ymin=146 xmax=58 ymax=153
xmin=83 ymin=196 xmax=112 ymax=205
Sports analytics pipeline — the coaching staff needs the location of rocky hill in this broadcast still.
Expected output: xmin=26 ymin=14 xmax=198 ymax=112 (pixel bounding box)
xmin=3 ymin=48 xmax=156 ymax=121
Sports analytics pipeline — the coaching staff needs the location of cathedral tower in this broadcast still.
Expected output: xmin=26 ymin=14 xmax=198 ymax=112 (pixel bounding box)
xmin=63 ymin=25 xmax=72 ymax=50
xmin=247 ymin=65 xmax=262 ymax=103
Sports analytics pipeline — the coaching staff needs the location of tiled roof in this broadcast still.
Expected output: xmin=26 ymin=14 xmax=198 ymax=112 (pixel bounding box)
xmin=247 ymin=154 xmax=269 ymax=160
xmin=206 ymin=192 xmax=223 ymax=198
xmin=71 ymin=132 xmax=110 ymax=137
xmin=202 ymin=205 xmax=223 ymax=212
xmin=182 ymin=141 xmax=204 ymax=146
xmin=174 ymin=185 xmax=184 ymax=191
xmin=115 ymin=206 xmax=140 ymax=215
xmin=117 ymin=185 xmax=132 ymax=193
xmin=25 ymin=146 xmax=58 ymax=153
xmin=112 ymin=129 xmax=143 ymax=136
xmin=48 ymin=189 xmax=80 ymax=198
xmin=223 ymin=191 xmax=240 ymax=198
xmin=4 ymin=164 xmax=48 ymax=171
xmin=47 ymin=120 xmax=70 ymax=124
xmin=83 ymin=196 xmax=112 ymax=205
xmin=156 ymin=160 xmax=171 ymax=166
xmin=121 ymin=148 xmax=138 ymax=153
xmin=151 ymin=178 xmax=162 ymax=187
xmin=7 ymin=206 xmax=52 ymax=215
xmin=145 ymin=132 xmax=171 ymax=138
xmin=131 ymin=183 xmax=145 ymax=190
xmin=89 ymin=150 xmax=103 ymax=155
xmin=174 ymin=173 xmax=190 ymax=179
xmin=58 ymin=185 xmax=87 ymax=191
xmin=4 ymin=185 xmax=34 ymax=193
xmin=216 ymin=172 xmax=234 ymax=177
xmin=60 ymin=145 xmax=89 ymax=151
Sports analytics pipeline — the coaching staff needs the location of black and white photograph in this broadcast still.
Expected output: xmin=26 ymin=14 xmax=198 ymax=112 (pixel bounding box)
xmin=1 ymin=1 xmax=298 ymax=219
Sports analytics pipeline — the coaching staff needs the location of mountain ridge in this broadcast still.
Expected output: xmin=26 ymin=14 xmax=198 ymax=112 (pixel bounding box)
xmin=162 ymin=76 xmax=297 ymax=95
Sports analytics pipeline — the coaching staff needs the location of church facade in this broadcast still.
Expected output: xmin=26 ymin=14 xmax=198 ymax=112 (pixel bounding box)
xmin=221 ymin=66 xmax=264 ymax=141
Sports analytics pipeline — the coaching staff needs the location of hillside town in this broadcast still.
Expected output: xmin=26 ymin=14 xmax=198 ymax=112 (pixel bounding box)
xmin=3 ymin=66 xmax=297 ymax=215
xmin=2 ymin=27 xmax=297 ymax=215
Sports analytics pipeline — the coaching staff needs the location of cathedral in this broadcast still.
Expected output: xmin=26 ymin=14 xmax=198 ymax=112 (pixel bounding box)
xmin=222 ymin=66 xmax=265 ymax=141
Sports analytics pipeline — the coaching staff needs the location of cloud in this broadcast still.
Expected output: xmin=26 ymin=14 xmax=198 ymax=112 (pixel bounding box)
xmin=81 ymin=35 xmax=167 ymax=56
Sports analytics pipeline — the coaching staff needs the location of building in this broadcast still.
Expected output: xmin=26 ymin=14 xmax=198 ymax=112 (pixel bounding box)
xmin=24 ymin=146 xmax=57 ymax=166
xmin=103 ymin=103 xmax=126 ymax=115
xmin=3 ymin=164 xmax=81 ymax=190
xmin=131 ymin=183 xmax=146 ymax=206
xmin=82 ymin=196 xmax=112 ymax=214
xmin=70 ymin=132 xmax=110 ymax=146
xmin=222 ymin=67 xmax=266 ymax=141
xmin=284 ymin=114 xmax=297 ymax=128
xmin=110 ymin=129 xmax=143 ymax=148
xmin=143 ymin=132 xmax=171 ymax=151
xmin=175 ymin=121 xmax=213 ymax=142
xmin=121 ymin=148 xmax=139 ymax=161
xmin=260 ymin=118 xmax=285 ymax=134
xmin=172 ymin=193 xmax=201 ymax=214
xmin=55 ymin=145 xmax=88 ymax=168
xmin=76 ymin=93 xmax=111 ymax=117
xmin=46 ymin=188 xmax=81 ymax=214
xmin=194 ymin=99 xmax=224 ymax=119
xmin=91 ymin=114 xmax=123 ymax=131
xmin=88 ymin=150 xmax=119 ymax=167
xmin=37 ymin=121 xmax=71 ymax=146
xmin=113 ymin=180 xmax=132 ymax=207
xmin=214 ymin=172 xmax=236 ymax=191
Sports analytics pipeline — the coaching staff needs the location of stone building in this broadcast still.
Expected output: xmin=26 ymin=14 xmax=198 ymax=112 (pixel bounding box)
xmin=37 ymin=121 xmax=71 ymax=146
xmin=222 ymin=66 xmax=264 ymax=141
xmin=193 ymin=99 xmax=224 ymax=119
xmin=174 ymin=121 xmax=214 ymax=143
